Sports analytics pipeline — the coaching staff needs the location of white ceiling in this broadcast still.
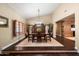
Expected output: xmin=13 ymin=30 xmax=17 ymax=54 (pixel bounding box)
xmin=7 ymin=3 xmax=60 ymax=19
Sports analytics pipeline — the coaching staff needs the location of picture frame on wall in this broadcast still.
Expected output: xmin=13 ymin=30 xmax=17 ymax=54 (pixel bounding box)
xmin=0 ymin=15 xmax=8 ymax=27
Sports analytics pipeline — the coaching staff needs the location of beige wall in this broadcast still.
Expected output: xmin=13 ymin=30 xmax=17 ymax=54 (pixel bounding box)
xmin=0 ymin=4 xmax=26 ymax=50
xmin=52 ymin=3 xmax=79 ymax=49
xmin=27 ymin=15 xmax=53 ymax=25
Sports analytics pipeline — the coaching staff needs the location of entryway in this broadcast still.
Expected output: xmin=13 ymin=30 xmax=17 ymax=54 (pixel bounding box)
xmin=56 ymin=14 xmax=75 ymax=50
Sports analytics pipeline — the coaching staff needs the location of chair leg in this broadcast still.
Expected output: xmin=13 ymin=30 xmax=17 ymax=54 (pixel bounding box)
xmin=28 ymin=38 xmax=30 ymax=42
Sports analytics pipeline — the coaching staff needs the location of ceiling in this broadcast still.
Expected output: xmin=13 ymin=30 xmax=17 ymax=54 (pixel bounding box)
xmin=7 ymin=3 xmax=60 ymax=19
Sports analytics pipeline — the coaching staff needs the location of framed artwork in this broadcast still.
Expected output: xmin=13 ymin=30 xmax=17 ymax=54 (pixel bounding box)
xmin=0 ymin=16 xmax=8 ymax=27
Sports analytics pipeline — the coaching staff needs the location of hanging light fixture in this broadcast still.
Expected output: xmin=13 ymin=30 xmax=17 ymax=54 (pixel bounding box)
xmin=36 ymin=8 xmax=42 ymax=24
xmin=37 ymin=8 xmax=40 ymax=19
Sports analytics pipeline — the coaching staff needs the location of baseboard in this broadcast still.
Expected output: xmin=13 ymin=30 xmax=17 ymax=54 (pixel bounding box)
xmin=0 ymin=50 xmax=2 ymax=54
xmin=77 ymin=49 xmax=79 ymax=53
xmin=53 ymin=36 xmax=56 ymax=39
xmin=75 ymin=46 xmax=78 ymax=49
xmin=74 ymin=47 xmax=79 ymax=53
xmin=77 ymin=48 xmax=79 ymax=53
xmin=0 ymin=47 xmax=2 ymax=54
xmin=1 ymin=37 xmax=25 ymax=50
xmin=53 ymin=36 xmax=56 ymax=38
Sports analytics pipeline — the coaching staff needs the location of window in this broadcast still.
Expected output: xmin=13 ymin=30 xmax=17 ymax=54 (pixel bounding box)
xmin=15 ymin=21 xmax=20 ymax=36
xmin=13 ymin=20 xmax=26 ymax=37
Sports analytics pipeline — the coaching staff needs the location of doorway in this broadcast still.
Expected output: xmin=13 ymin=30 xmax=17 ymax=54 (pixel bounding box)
xmin=56 ymin=14 xmax=75 ymax=50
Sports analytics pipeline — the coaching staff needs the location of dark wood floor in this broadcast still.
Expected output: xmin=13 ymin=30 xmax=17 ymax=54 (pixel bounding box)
xmin=1 ymin=51 xmax=79 ymax=56
xmin=56 ymin=35 xmax=75 ymax=50
xmin=1 ymin=37 xmax=79 ymax=56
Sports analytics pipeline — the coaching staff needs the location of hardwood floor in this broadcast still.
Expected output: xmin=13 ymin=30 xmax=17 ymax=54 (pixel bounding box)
xmin=55 ymin=35 xmax=75 ymax=50
xmin=1 ymin=37 xmax=78 ymax=56
xmin=64 ymin=37 xmax=75 ymax=50
xmin=1 ymin=50 xmax=79 ymax=56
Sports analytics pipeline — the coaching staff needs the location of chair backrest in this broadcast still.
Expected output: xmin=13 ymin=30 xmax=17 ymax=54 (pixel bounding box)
xmin=32 ymin=24 xmax=45 ymax=33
